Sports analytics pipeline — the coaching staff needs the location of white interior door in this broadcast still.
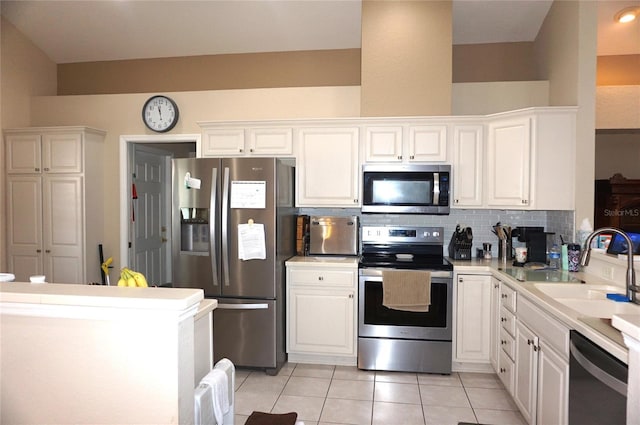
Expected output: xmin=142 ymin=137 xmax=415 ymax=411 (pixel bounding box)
xmin=131 ymin=145 xmax=171 ymax=285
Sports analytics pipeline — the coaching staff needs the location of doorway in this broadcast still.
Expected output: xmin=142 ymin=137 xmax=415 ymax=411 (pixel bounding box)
xmin=119 ymin=134 xmax=200 ymax=286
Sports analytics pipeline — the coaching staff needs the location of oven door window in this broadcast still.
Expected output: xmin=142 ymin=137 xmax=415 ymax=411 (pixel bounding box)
xmin=363 ymin=172 xmax=434 ymax=206
xmin=362 ymin=280 xmax=447 ymax=327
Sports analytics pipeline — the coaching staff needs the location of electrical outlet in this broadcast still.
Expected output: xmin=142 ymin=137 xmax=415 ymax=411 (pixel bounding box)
xmin=601 ymin=266 xmax=614 ymax=280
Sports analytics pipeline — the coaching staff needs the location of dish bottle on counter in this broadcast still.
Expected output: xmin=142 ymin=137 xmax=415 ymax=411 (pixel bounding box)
xmin=549 ymin=244 xmax=561 ymax=269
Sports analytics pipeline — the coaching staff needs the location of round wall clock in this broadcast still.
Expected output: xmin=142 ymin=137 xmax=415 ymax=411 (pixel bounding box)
xmin=142 ymin=95 xmax=179 ymax=132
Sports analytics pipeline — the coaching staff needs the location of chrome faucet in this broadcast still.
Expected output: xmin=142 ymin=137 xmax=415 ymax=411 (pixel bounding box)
xmin=580 ymin=227 xmax=638 ymax=304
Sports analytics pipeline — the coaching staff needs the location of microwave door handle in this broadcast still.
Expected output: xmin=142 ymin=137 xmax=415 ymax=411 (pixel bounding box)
xmin=433 ymin=172 xmax=440 ymax=205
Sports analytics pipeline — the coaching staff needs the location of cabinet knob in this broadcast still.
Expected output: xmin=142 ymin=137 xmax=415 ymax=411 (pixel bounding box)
xmin=501 ymin=340 xmax=506 ymax=345
xmin=455 ymin=199 xmax=459 ymax=204
xmin=318 ymin=276 xmax=324 ymax=281
xmin=501 ymin=317 xmax=507 ymax=322
xmin=250 ymin=148 xmax=254 ymax=153
xmin=459 ymin=277 xmax=463 ymax=283
xmin=397 ymin=155 xmax=402 ymax=160
xmin=36 ymin=249 xmax=42 ymax=253
xmin=35 ymin=168 xmax=40 ymax=172
xmin=501 ymin=294 xmax=507 ymax=299
xmin=500 ymin=367 xmax=506 ymax=373
xmin=353 ymin=199 xmax=358 ymax=203
xmin=521 ymin=199 xmax=528 ymax=204
xmin=527 ymin=339 xmax=533 ymax=345
xmin=533 ymin=345 xmax=539 ymax=352
xmin=239 ymin=148 xmax=243 ymax=153
xmin=44 ymin=168 xmax=50 ymax=172
xmin=45 ymin=250 xmax=51 ymax=253
xmin=410 ymin=155 xmax=415 ymax=160
xmin=349 ymin=293 xmax=353 ymax=298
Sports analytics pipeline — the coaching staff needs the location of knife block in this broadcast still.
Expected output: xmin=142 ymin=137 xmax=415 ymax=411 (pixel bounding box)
xmin=448 ymin=234 xmax=472 ymax=260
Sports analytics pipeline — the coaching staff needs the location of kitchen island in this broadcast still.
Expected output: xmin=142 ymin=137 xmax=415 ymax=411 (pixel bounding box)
xmin=0 ymin=282 xmax=216 ymax=425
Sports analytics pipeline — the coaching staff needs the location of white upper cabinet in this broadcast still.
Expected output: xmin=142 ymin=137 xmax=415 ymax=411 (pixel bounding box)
xmin=452 ymin=124 xmax=483 ymax=207
xmin=6 ymin=131 xmax=83 ymax=174
xmin=486 ymin=117 xmax=532 ymax=208
xmin=296 ymin=127 xmax=360 ymax=207
xmin=364 ymin=123 xmax=447 ymax=163
xmin=485 ymin=108 xmax=576 ymax=210
xmin=200 ymin=124 xmax=293 ymax=157
xmin=408 ymin=125 xmax=447 ymax=162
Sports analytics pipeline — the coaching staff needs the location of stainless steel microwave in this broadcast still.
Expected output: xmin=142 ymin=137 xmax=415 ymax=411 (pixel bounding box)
xmin=361 ymin=164 xmax=451 ymax=214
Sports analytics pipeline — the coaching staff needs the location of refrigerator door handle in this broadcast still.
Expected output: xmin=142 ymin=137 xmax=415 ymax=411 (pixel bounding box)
xmin=221 ymin=167 xmax=231 ymax=286
xmin=216 ymin=303 xmax=269 ymax=310
xmin=209 ymin=167 xmax=219 ymax=287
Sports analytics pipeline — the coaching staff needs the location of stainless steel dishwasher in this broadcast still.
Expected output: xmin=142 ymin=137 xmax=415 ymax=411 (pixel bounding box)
xmin=569 ymin=330 xmax=627 ymax=425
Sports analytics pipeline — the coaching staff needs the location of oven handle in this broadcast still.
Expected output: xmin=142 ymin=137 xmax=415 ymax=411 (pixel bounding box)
xmin=359 ymin=268 xmax=453 ymax=279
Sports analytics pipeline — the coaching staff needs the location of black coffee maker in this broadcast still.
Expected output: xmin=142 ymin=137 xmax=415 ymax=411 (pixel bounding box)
xmin=511 ymin=226 xmax=548 ymax=264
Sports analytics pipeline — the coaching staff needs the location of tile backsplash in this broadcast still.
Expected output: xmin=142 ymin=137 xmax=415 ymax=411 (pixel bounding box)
xmin=299 ymin=208 xmax=575 ymax=258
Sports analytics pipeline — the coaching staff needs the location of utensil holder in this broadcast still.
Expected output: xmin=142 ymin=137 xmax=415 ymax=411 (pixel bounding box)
xmin=498 ymin=239 xmax=513 ymax=262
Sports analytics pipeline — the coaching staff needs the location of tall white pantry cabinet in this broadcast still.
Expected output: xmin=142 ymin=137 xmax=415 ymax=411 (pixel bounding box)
xmin=4 ymin=127 xmax=105 ymax=284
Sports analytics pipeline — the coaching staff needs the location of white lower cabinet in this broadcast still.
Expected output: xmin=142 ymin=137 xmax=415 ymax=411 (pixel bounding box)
xmin=455 ymin=273 xmax=492 ymax=366
xmin=286 ymin=260 xmax=358 ymax=365
xmin=513 ymin=290 xmax=569 ymax=425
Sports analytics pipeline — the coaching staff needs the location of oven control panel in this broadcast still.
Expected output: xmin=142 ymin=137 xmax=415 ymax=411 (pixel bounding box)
xmin=361 ymin=226 xmax=444 ymax=244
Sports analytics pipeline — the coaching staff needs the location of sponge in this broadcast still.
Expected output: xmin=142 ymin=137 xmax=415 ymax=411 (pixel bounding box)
xmin=606 ymin=293 xmax=630 ymax=302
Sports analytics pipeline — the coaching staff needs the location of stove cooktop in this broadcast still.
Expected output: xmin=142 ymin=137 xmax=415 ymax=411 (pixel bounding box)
xmin=359 ymin=254 xmax=453 ymax=270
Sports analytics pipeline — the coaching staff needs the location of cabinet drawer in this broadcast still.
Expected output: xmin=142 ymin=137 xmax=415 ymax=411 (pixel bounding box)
xmin=498 ymin=349 xmax=514 ymax=394
xmin=500 ymin=328 xmax=516 ymax=360
xmin=518 ymin=296 xmax=570 ymax=357
xmin=289 ymin=269 xmax=355 ymax=287
xmin=500 ymin=306 xmax=516 ymax=336
xmin=500 ymin=283 xmax=517 ymax=313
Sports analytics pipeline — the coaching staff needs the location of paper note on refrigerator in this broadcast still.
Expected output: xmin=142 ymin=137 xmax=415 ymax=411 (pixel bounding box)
xmin=238 ymin=222 xmax=266 ymax=260
xmin=230 ymin=181 xmax=266 ymax=209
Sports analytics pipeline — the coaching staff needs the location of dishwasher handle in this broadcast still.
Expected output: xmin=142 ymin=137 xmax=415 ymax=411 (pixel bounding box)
xmin=570 ymin=339 xmax=627 ymax=396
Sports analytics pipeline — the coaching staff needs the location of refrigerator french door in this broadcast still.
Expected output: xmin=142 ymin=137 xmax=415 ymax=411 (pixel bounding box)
xmin=171 ymin=157 xmax=295 ymax=373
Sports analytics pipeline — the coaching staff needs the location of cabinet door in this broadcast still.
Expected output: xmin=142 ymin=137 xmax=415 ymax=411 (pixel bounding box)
xmin=296 ymin=127 xmax=360 ymax=207
xmin=364 ymin=126 xmax=403 ymax=162
xmin=408 ymin=125 xmax=447 ymax=162
xmin=6 ymin=176 xmax=43 ymax=281
xmin=287 ymin=287 xmax=355 ymax=355
xmin=452 ymin=125 xmax=483 ymax=207
xmin=537 ymin=344 xmax=569 ymax=425
xmin=201 ymin=128 xmax=245 ymax=156
xmin=455 ymin=274 xmax=492 ymax=362
xmin=247 ymin=127 xmax=293 ymax=155
xmin=43 ymin=132 xmax=83 ymax=173
xmin=5 ymin=134 xmax=42 ymax=174
xmin=43 ymin=176 xmax=84 ymax=283
xmin=514 ymin=321 xmax=538 ymax=425
xmin=487 ymin=117 xmax=531 ymax=207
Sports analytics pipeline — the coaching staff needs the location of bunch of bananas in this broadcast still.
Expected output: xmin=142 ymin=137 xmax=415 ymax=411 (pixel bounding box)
xmin=117 ymin=267 xmax=148 ymax=288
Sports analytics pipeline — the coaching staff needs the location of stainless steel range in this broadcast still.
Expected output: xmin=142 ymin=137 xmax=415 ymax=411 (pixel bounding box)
xmin=358 ymin=226 xmax=453 ymax=374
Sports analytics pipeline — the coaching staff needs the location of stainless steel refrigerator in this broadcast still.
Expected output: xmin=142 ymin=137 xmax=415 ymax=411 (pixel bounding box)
xmin=171 ymin=157 xmax=296 ymax=374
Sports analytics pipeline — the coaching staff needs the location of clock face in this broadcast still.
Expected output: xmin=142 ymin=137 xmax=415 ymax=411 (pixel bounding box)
xmin=142 ymin=95 xmax=179 ymax=132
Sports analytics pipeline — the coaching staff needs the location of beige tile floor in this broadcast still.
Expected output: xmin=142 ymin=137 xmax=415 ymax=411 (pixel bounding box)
xmin=233 ymin=363 xmax=526 ymax=425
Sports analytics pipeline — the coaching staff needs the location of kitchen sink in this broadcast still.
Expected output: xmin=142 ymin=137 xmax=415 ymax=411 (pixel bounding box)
xmin=533 ymin=283 xmax=623 ymax=299
xmin=557 ymin=298 xmax=640 ymax=319
xmin=534 ymin=282 xmax=640 ymax=318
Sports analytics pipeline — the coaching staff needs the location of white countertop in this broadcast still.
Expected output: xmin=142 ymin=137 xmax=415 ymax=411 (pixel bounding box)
xmin=0 ymin=282 xmax=205 ymax=311
xmin=450 ymin=257 xmax=633 ymax=363
xmin=286 ymin=255 xmax=359 ymax=267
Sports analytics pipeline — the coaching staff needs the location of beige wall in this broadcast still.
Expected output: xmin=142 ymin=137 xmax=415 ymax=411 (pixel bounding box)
xmin=58 ymin=49 xmax=361 ymax=95
xmin=534 ymin=1 xmax=597 ymax=235
xmin=597 ymin=55 xmax=640 ymax=86
xmin=360 ymin=0 xmax=452 ymax=116
xmin=0 ymin=17 xmax=57 ymax=272
xmin=453 ymin=42 xmax=538 ymax=82
xmin=29 ymin=87 xmax=361 ymax=269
